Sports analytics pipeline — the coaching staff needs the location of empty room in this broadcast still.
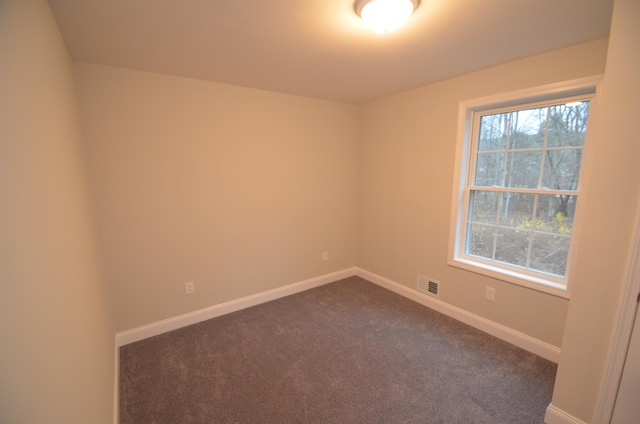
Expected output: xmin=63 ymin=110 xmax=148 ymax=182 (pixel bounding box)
xmin=2 ymin=0 xmax=639 ymax=423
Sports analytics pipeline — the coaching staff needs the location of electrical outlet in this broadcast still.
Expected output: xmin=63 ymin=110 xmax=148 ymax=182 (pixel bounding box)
xmin=322 ymin=251 xmax=329 ymax=261
xmin=185 ymin=281 xmax=195 ymax=295
xmin=485 ymin=286 xmax=495 ymax=302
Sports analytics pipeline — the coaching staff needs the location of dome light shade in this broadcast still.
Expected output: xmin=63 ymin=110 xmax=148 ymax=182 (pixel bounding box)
xmin=355 ymin=0 xmax=420 ymax=33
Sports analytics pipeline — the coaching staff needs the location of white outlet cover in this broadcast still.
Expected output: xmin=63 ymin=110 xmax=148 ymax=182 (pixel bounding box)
xmin=485 ymin=287 xmax=495 ymax=301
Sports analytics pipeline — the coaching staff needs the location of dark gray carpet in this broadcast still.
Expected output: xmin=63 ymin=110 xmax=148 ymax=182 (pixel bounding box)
xmin=120 ymin=276 xmax=556 ymax=423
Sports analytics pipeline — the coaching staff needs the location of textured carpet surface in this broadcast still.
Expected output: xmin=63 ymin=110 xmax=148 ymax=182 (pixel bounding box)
xmin=120 ymin=276 xmax=556 ymax=423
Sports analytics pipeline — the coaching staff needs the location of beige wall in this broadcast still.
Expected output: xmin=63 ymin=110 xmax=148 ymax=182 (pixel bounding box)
xmin=74 ymin=64 xmax=359 ymax=332
xmin=357 ymin=38 xmax=609 ymax=348
xmin=0 ymin=1 xmax=115 ymax=423
xmin=551 ymin=0 xmax=640 ymax=421
xmin=2 ymin=1 xmax=632 ymax=422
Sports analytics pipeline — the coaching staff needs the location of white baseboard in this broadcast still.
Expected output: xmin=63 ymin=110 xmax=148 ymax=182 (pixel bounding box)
xmin=355 ymin=267 xmax=561 ymax=363
xmin=115 ymin=265 xmax=562 ymax=360
xmin=544 ymin=403 xmax=587 ymax=424
xmin=115 ymin=267 xmax=357 ymax=347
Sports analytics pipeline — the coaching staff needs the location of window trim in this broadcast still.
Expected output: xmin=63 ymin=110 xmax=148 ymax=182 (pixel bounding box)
xmin=448 ymin=76 xmax=602 ymax=299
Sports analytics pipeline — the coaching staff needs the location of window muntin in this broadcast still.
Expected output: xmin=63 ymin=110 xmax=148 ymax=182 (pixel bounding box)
xmin=455 ymin=94 xmax=592 ymax=291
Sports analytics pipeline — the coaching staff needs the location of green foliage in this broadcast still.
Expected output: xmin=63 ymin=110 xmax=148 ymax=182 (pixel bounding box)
xmin=467 ymin=211 xmax=572 ymax=277
xmin=515 ymin=212 xmax=572 ymax=236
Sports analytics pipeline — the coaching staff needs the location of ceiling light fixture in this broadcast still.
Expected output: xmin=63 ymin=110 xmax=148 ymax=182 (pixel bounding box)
xmin=355 ymin=0 xmax=420 ymax=34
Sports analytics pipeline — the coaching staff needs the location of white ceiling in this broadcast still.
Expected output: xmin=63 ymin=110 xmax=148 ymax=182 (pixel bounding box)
xmin=48 ymin=0 xmax=613 ymax=104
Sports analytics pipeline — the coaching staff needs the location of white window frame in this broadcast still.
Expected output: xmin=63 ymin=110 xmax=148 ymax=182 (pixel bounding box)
xmin=448 ymin=76 xmax=601 ymax=298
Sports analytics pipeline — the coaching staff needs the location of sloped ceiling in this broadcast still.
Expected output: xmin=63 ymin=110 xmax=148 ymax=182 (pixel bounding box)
xmin=49 ymin=0 xmax=613 ymax=103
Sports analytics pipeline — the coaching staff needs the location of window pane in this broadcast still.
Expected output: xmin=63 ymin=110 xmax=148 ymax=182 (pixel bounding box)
xmin=530 ymin=233 xmax=571 ymax=277
xmin=498 ymin=192 xmax=535 ymax=227
xmin=479 ymin=113 xmax=508 ymax=151
xmin=474 ymin=152 xmax=504 ymax=186
xmin=542 ymin=149 xmax=582 ymax=190
xmin=509 ymin=107 xmax=546 ymax=150
xmin=495 ymin=228 xmax=529 ymax=268
xmin=504 ymin=150 xmax=542 ymax=188
xmin=456 ymin=88 xmax=594 ymax=288
xmin=535 ymin=194 xmax=576 ymax=235
xmin=547 ymin=102 xmax=590 ymax=148
xmin=467 ymin=223 xmax=495 ymax=259
xmin=469 ymin=191 xmax=498 ymax=224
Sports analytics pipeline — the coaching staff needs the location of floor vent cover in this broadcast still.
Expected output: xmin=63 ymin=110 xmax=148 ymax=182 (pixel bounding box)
xmin=417 ymin=276 xmax=440 ymax=298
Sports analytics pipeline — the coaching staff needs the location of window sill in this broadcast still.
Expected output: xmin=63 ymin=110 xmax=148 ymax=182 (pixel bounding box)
xmin=448 ymin=256 xmax=571 ymax=299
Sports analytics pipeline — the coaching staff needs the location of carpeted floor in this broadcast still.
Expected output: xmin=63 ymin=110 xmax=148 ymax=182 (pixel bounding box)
xmin=120 ymin=276 xmax=556 ymax=423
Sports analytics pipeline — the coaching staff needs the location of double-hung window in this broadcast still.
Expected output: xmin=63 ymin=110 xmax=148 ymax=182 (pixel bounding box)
xmin=449 ymin=78 xmax=599 ymax=297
